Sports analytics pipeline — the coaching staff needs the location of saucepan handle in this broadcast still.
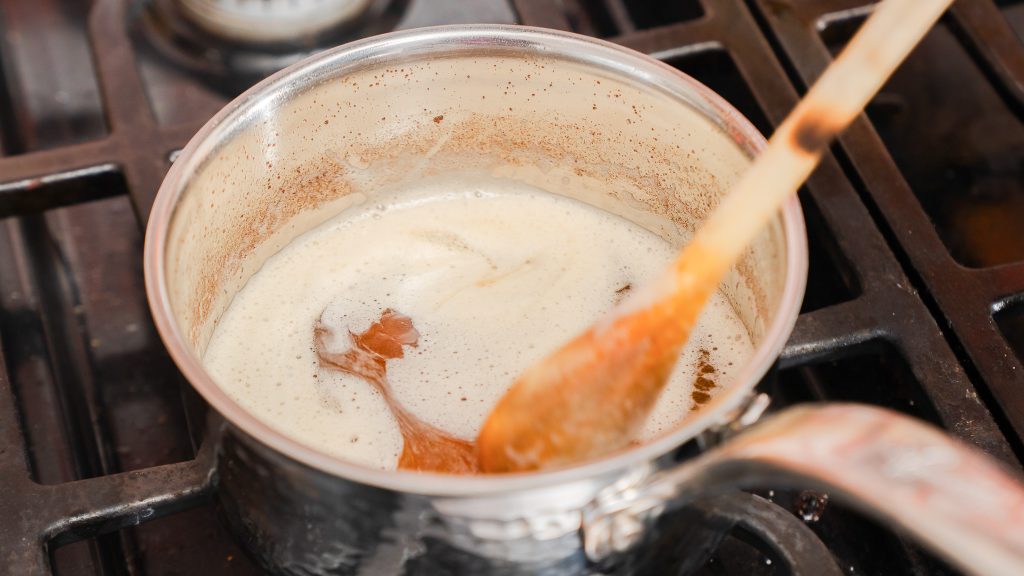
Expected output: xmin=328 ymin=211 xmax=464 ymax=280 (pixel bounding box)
xmin=585 ymin=403 xmax=1024 ymax=576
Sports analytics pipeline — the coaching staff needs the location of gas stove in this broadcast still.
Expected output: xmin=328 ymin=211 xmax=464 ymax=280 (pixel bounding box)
xmin=0 ymin=0 xmax=1022 ymax=574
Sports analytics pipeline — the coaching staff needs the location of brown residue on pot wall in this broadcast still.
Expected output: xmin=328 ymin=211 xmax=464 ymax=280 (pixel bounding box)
xmin=186 ymin=154 xmax=352 ymax=347
xmin=690 ymin=347 xmax=717 ymax=408
xmin=178 ymin=57 xmax=769 ymax=354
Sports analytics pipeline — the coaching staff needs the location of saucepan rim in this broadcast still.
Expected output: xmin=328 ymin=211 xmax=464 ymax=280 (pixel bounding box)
xmin=143 ymin=23 xmax=808 ymax=497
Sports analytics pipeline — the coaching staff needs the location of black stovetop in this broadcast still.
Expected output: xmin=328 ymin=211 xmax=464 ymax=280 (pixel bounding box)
xmin=0 ymin=0 xmax=1022 ymax=574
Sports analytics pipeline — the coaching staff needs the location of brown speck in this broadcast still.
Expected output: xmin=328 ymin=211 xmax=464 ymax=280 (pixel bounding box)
xmin=690 ymin=348 xmax=717 ymax=408
xmin=433 ymin=115 xmax=444 ymax=124
xmin=791 ymin=113 xmax=839 ymax=153
xmin=694 ymin=376 xmax=715 ymax=391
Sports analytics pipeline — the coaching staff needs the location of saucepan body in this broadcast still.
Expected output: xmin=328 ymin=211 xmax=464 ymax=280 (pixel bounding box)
xmin=144 ymin=24 xmax=809 ymax=574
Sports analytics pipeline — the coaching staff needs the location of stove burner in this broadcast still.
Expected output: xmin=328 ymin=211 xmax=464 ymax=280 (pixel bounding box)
xmin=178 ymin=0 xmax=379 ymax=43
xmin=641 ymin=492 xmax=843 ymax=576
xmin=133 ymin=0 xmax=410 ymax=92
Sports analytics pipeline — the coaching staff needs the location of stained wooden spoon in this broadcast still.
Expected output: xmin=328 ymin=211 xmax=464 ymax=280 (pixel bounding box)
xmin=477 ymin=0 xmax=955 ymax=473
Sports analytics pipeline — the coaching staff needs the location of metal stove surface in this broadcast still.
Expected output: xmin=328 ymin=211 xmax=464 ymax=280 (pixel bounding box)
xmin=0 ymin=0 xmax=1022 ymax=574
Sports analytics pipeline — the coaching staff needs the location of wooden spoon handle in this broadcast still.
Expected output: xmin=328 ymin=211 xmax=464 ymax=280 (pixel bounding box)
xmin=673 ymin=0 xmax=954 ymax=294
xmin=477 ymin=0 xmax=957 ymax=474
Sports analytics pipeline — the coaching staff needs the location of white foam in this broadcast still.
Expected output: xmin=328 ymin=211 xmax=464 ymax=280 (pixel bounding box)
xmin=203 ymin=176 xmax=753 ymax=471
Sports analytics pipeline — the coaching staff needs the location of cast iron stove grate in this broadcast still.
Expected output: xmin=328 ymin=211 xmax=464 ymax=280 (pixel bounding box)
xmin=0 ymin=0 xmax=1021 ymax=574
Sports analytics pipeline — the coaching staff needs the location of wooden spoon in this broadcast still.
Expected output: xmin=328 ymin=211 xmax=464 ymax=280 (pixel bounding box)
xmin=477 ymin=0 xmax=955 ymax=473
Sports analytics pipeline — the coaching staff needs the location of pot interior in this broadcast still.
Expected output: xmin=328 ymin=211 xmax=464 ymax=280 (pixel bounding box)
xmin=154 ymin=27 xmax=803 ymax=482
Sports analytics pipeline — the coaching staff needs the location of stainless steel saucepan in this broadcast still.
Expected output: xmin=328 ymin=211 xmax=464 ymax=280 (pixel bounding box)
xmin=144 ymin=25 xmax=1024 ymax=575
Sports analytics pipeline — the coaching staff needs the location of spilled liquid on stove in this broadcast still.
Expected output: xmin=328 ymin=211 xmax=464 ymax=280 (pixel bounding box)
xmin=202 ymin=176 xmax=753 ymax=473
